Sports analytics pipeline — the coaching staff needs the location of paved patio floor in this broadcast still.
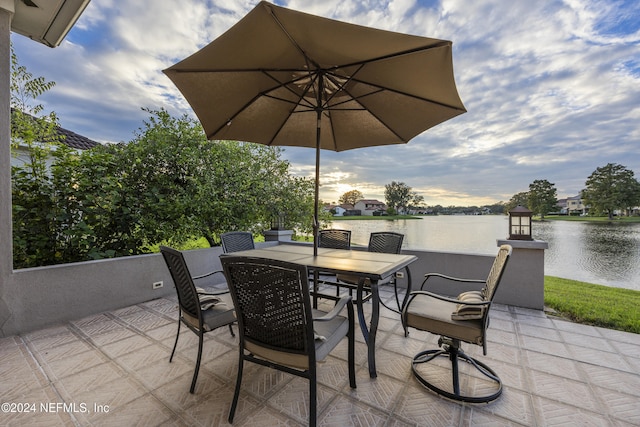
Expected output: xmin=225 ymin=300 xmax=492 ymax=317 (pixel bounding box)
xmin=1 ymin=285 xmax=639 ymax=426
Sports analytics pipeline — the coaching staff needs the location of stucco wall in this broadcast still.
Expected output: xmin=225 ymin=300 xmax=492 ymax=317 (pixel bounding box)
xmin=0 ymin=240 xmax=545 ymax=337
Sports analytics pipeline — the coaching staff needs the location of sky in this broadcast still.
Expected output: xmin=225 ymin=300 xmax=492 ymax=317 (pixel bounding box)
xmin=11 ymin=0 xmax=640 ymax=206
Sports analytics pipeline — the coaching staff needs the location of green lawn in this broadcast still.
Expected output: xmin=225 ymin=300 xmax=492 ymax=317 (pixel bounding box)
xmin=543 ymin=215 xmax=640 ymax=223
xmin=544 ymin=276 xmax=640 ymax=334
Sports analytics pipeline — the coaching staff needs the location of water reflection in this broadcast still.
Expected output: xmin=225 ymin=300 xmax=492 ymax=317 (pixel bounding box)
xmin=534 ymin=220 xmax=640 ymax=289
xmin=332 ymin=216 xmax=640 ymax=291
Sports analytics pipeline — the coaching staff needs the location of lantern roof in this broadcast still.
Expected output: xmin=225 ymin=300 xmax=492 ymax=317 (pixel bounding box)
xmin=509 ymin=205 xmax=532 ymax=214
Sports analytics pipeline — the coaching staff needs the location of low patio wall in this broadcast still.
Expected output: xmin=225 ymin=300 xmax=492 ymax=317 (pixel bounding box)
xmin=0 ymin=240 xmax=544 ymax=337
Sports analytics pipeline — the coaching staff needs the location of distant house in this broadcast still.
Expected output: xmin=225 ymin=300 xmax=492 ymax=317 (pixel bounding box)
xmin=11 ymin=113 xmax=100 ymax=168
xmin=559 ymin=195 xmax=587 ymax=215
xmin=556 ymin=198 xmax=567 ymax=212
xmin=324 ymin=203 xmax=353 ymax=216
xmin=354 ymin=199 xmax=386 ymax=216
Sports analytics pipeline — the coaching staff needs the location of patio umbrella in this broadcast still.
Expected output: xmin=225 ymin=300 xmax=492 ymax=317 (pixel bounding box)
xmin=163 ymin=1 xmax=466 ymax=255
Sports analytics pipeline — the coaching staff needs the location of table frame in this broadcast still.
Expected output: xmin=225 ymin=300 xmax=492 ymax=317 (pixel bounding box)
xmin=223 ymin=244 xmax=417 ymax=378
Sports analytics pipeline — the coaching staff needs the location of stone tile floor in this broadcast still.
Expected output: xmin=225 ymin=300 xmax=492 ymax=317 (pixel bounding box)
xmin=1 ymin=285 xmax=639 ymax=426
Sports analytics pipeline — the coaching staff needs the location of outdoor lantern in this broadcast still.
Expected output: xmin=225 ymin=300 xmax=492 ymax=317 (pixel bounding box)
xmin=508 ymin=206 xmax=533 ymax=240
xmin=270 ymin=213 xmax=285 ymax=230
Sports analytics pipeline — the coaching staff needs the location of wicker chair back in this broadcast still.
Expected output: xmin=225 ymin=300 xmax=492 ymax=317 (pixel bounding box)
xmin=368 ymin=231 xmax=404 ymax=254
xmin=220 ymin=231 xmax=255 ymax=253
xmin=222 ymin=257 xmax=312 ymax=353
xmin=161 ymin=246 xmax=201 ymax=321
xmin=318 ymin=229 xmax=352 ymax=250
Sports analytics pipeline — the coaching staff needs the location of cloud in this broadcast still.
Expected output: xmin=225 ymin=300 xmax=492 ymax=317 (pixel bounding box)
xmin=10 ymin=0 xmax=640 ymax=206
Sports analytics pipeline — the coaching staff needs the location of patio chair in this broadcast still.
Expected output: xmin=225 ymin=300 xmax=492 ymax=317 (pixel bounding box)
xmin=335 ymin=231 xmax=409 ymax=312
xmin=220 ymin=231 xmax=255 ymax=253
xmin=220 ymin=255 xmax=356 ymax=427
xmin=401 ymin=244 xmax=512 ymax=403
xmin=160 ymin=246 xmax=236 ymax=393
xmin=312 ymin=229 xmax=352 ymax=302
xmin=318 ymin=228 xmax=352 ymax=250
xmin=185 ymin=231 xmax=254 ymax=287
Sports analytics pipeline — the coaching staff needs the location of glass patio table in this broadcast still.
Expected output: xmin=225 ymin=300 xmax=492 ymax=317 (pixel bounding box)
xmin=223 ymin=243 xmax=417 ymax=378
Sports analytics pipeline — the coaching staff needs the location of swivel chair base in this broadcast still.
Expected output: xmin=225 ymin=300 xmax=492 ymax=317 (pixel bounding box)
xmin=411 ymin=337 xmax=502 ymax=403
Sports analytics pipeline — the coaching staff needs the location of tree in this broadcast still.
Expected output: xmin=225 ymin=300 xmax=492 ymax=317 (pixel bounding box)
xmin=338 ymin=189 xmax=363 ymax=206
xmin=10 ymin=44 xmax=66 ymax=267
xmin=618 ymin=177 xmax=640 ymax=217
xmin=582 ymin=163 xmax=640 ymax=219
xmin=484 ymin=202 xmax=506 ymax=214
xmin=505 ymin=192 xmax=529 ymax=213
xmin=409 ymin=194 xmax=425 ymax=211
xmin=123 ymin=109 xmax=315 ymax=247
xmin=12 ymin=104 xmax=317 ymax=267
xmin=384 ymin=181 xmax=420 ymax=214
xmin=10 ymin=45 xmax=63 ymax=178
xmin=528 ymin=179 xmax=557 ymax=219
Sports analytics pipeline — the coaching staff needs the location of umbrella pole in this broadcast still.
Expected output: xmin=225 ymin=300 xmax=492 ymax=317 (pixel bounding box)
xmin=313 ymin=74 xmax=326 ymax=257
xmin=313 ymin=111 xmax=321 ymax=257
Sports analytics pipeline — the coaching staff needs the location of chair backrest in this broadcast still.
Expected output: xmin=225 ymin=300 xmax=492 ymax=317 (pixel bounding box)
xmin=221 ymin=256 xmax=313 ymax=356
xmin=160 ymin=246 xmax=201 ymax=323
xmin=221 ymin=231 xmax=255 ymax=253
xmin=318 ymin=229 xmax=351 ymax=250
xmin=368 ymin=232 xmax=404 ymax=254
xmin=482 ymin=244 xmax=512 ymax=301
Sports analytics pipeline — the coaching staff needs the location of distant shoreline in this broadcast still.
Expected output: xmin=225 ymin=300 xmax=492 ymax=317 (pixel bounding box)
xmin=331 ymin=214 xmax=640 ymax=223
xmin=332 ymin=215 xmax=422 ymax=220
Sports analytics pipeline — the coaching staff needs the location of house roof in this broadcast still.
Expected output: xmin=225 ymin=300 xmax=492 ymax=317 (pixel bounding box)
xmin=12 ymin=109 xmax=99 ymax=150
xmin=56 ymin=125 xmax=99 ymax=150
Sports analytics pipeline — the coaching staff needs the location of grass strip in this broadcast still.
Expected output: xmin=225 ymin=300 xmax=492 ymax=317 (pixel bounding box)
xmin=544 ymin=276 xmax=640 ymax=334
xmin=543 ymin=215 xmax=640 ymax=223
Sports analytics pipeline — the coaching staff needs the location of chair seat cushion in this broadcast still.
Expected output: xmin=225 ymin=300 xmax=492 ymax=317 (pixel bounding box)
xmin=244 ymin=308 xmax=349 ymax=370
xmin=196 ymin=287 xmax=227 ymax=310
xmin=451 ymin=290 xmax=485 ymax=320
xmin=183 ymin=292 xmax=235 ymax=332
xmin=405 ymin=293 xmax=484 ymax=346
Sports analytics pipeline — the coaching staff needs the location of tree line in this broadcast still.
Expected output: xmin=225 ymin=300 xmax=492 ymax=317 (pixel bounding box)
xmin=337 ymin=164 xmax=640 ymax=220
xmin=10 ymin=47 xmax=315 ymax=268
xmin=338 ymin=184 xmax=505 ymax=215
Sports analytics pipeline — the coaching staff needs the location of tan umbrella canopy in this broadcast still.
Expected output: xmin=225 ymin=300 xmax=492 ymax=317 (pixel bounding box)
xmin=163 ymin=1 xmax=466 ymax=254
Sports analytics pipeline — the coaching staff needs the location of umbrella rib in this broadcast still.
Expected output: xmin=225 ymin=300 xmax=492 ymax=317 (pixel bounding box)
xmin=265 ymin=3 xmax=320 ymax=70
xmin=327 ymin=40 xmax=453 ymax=72
xmin=348 ymin=76 xmax=465 ymax=112
xmin=322 ymin=64 xmax=465 ymax=113
xmin=205 ymin=69 xmax=315 ymax=140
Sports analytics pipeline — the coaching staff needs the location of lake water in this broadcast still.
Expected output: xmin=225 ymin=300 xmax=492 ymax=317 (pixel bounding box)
xmin=331 ymin=216 xmax=640 ymax=291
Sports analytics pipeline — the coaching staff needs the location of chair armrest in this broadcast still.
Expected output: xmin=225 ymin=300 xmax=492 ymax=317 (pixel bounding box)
xmin=407 ymin=290 xmax=491 ymax=306
xmin=197 ymin=289 xmax=229 ymax=296
xmin=420 ymin=273 xmax=485 ymax=291
xmin=192 ymin=269 xmax=225 ymax=281
xmin=313 ymin=295 xmax=353 ymax=322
